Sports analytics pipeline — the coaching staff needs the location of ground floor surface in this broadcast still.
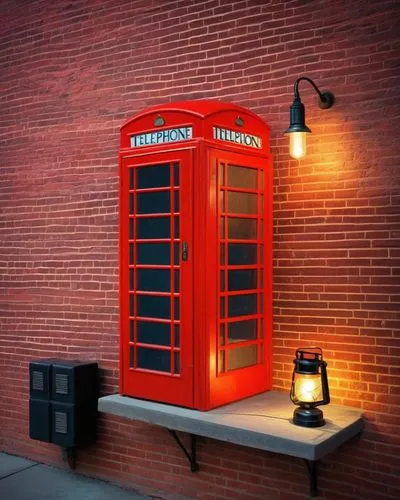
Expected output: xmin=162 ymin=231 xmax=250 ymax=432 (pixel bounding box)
xmin=0 ymin=452 xmax=152 ymax=500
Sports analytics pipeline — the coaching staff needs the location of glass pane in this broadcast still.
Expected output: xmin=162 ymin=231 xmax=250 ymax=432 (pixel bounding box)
xmin=259 ymin=220 xmax=264 ymax=239
xmin=174 ymin=298 xmax=180 ymax=320
xmin=220 ymin=244 xmax=225 ymax=265
xmin=129 ymin=346 xmax=134 ymax=367
xmin=260 ymin=195 xmax=264 ymax=216
xmin=173 ymin=163 xmax=179 ymax=186
xmin=228 ymin=319 xmax=257 ymax=343
xmin=129 ymin=194 xmax=134 ymax=214
xmin=129 ymin=219 xmax=134 ymax=239
xmin=259 ymin=170 xmax=264 ymax=190
xmin=228 ymin=294 xmax=257 ymax=317
xmin=137 ymin=191 xmax=170 ymax=215
xmin=137 ymin=347 xmax=171 ymax=372
xmin=228 ymin=270 xmax=257 ymax=291
xmin=129 ymin=269 xmax=134 ymax=290
xmin=137 ymin=269 xmax=170 ymax=292
xmin=228 ymin=344 xmax=257 ymax=370
xmin=174 ymin=216 xmax=179 ymax=238
xmin=259 ymin=269 xmax=263 ymax=288
xmin=130 ymin=295 xmax=134 ymax=316
xmin=174 ymin=325 xmax=180 ymax=347
xmin=228 ymin=244 xmax=257 ymax=265
xmin=137 ymin=164 xmax=170 ymax=189
xmin=220 ymin=217 xmax=225 ymax=239
xmin=219 ymin=163 xmax=225 ymax=186
xmin=219 ymin=350 xmax=225 ymax=373
xmin=220 ymin=270 xmax=225 ymax=291
xmin=174 ymin=270 xmax=179 ymax=292
xmin=130 ymin=320 xmax=134 ymax=342
xmin=260 ymin=293 xmax=264 ymax=313
xmin=137 ymin=217 xmax=170 ymax=239
xmin=260 ymin=318 xmax=264 ymax=339
xmin=129 ymin=168 xmax=134 ymax=189
xmin=137 ymin=321 xmax=170 ymax=346
xmin=220 ymin=297 xmax=225 ymax=318
xmin=137 ymin=243 xmax=170 ymax=265
xmin=228 ymin=192 xmax=257 ymax=214
xmin=174 ymin=352 xmax=180 ymax=374
xmin=227 ymin=165 xmax=257 ymax=189
xmin=174 ymin=243 xmax=179 ymax=264
xmin=219 ymin=191 xmax=225 ymax=212
xmin=174 ymin=191 xmax=179 ymax=213
xmin=220 ymin=324 xmax=225 ymax=346
xmin=228 ymin=218 xmax=257 ymax=240
xmin=129 ymin=244 xmax=134 ymax=264
xmin=137 ymin=295 xmax=170 ymax=319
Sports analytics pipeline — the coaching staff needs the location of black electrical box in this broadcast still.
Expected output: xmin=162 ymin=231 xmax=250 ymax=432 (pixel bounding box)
xmin=29 ymin=359 xmax=98 ymax=449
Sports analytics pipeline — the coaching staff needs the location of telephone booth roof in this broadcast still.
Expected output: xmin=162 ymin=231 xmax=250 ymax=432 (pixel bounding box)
xmin=121 ymin=100 xmax=270 ymax=125
xmin=120 ymin=100 xmax=270 ymax=151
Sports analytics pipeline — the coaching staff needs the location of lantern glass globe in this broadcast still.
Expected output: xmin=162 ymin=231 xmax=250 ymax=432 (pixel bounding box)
xmin=293 ymin=373 xmax=323 ymax=404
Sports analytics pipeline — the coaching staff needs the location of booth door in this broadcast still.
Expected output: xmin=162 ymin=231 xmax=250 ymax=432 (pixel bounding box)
xmin=120 ymin=149 xmax=194 ymax=407
xmin=206 ymin=147 xmax=272 ymax=409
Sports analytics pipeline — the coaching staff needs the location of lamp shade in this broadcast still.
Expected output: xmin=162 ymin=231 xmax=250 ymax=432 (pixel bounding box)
xmin=285 ymin=97 xmax=311 ymax=159
xmin=285 ymin=97 xmax=311 ymax=135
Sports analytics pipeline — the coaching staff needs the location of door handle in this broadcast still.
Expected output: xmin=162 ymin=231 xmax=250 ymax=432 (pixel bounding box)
xmin=182 ymin=242 xmax=189 ymax=261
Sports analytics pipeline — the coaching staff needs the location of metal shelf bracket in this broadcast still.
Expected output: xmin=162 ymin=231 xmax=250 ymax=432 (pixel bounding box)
xmin=168 ymin=430 xmax=199 ymax=472
xmin=304 ymin=459 xmax=318 ymax=497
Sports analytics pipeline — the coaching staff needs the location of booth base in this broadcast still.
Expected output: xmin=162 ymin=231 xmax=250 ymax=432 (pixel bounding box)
xmin=98 ymin=391 xmax=364 ymax=496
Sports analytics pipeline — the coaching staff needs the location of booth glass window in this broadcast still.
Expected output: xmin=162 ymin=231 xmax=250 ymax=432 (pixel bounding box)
xmin=218 ymin=161 xmax=265 ymax=373
xmin=127 ymin=162 xmax=181 ymax=375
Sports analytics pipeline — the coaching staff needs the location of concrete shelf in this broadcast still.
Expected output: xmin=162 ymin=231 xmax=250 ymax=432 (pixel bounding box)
xmin=99 ymin=390 xmax=364 ymax=496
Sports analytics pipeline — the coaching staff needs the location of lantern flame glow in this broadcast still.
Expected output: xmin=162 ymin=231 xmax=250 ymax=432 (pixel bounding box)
xmin=295 ymin=374 xmax=322 ymax=403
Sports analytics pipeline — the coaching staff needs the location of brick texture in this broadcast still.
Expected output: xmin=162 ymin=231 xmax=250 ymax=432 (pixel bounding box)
xmin=1 ymin=0 xmax=399 ymax=499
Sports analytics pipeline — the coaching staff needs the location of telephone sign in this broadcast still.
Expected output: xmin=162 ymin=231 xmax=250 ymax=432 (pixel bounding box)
xmin=213 ymin=126 xmax=262 ymax=148
xmin=131 ymin=126 xmax=193 ymax=147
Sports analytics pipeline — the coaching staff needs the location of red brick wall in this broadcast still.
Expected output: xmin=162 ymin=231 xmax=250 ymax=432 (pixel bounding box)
xmin=1 ymin=0 xmax=399 ymax=498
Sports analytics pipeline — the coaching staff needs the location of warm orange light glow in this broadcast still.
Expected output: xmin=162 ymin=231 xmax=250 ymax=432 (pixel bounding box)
xmin=295 ymin=374 xmax=322 ymax=403
xmin=289 ymin=132 xmax=307 ymax=159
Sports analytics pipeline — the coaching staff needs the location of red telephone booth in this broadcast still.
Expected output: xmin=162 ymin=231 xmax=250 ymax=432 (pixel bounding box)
xmin=119 ymin=100 xmax=272 ymax=410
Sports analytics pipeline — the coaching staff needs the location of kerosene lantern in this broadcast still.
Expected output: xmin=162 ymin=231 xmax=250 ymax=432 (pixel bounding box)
xmin=290 ymin=347 xmax=330 ymax=427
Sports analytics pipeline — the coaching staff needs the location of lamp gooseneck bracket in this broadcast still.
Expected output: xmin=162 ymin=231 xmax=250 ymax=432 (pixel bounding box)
xmin=293 ymin=76 xmax=335 ymax=110
xmin=285 ymin=76 xmax=335 ymax=158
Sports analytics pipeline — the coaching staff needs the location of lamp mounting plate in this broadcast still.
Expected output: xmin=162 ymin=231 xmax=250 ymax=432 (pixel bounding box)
xmin=318 ymin=91 xmax=335 ymax=110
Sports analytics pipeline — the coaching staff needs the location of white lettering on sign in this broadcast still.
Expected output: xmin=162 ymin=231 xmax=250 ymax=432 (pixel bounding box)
xmin=131 ymin=127 xmax=193 ymax=147
xmin=213 ymin=127 xmax=262 ymax=149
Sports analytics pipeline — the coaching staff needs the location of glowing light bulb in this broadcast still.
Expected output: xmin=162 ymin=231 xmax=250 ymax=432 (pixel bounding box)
xmin=289 ymin=132 xmax=307 ymax=159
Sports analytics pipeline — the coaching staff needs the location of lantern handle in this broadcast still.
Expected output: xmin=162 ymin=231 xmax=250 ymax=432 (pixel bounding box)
xmin=295 ymin=346 xmax=323 ymax=360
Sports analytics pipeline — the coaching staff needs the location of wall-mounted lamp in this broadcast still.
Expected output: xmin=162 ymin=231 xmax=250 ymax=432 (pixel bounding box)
xmin=290 ymin=347 xmax=330 ymax=427
xmin=285 ymin=77 xmax=335 ymax=159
